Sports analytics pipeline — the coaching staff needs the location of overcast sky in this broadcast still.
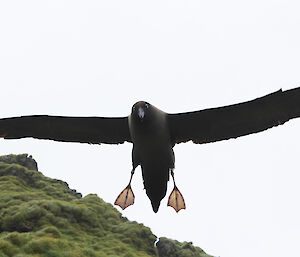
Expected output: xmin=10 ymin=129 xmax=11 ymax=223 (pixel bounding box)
xmin=1 ymin=1 xmax=300 ymax=257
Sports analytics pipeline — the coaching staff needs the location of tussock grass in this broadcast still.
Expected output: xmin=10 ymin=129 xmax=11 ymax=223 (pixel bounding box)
xmin=0 ymin=154 xmax=212 ymax=257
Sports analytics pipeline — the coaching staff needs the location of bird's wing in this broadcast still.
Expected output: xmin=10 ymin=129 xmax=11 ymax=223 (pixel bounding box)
xmin=0 ymin=115 xmax=131 ymax=144
xmin=168 ymin=87 xmax=300 ymax=144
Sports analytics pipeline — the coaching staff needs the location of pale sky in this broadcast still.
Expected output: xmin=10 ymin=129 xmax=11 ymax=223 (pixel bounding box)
xmin=1 ymin=1 xmax=300 ymax=257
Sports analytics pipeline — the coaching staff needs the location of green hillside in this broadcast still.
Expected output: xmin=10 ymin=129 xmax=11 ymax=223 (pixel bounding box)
xmin=0 ymin=154 xmax=213 ymax=257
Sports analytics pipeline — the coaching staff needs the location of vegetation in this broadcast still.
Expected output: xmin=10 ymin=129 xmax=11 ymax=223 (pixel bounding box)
xmin=0 ymin=154 xmax=213 ymax=257
xmin=156 ymin=238 xmax=212 ymax=257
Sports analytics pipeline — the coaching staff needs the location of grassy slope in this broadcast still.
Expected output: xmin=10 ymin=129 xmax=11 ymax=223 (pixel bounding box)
xmin=0 ymin=154 xmax=213 ymax=257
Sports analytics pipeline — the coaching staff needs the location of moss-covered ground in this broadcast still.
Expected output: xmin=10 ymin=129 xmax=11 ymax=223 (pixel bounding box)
xmin=0 ymin=154 xmax=213 ymax=257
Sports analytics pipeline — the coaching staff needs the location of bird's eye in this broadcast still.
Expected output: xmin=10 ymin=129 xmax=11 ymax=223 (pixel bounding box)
xmin=145 ymin=103 xmax=149 ymax=108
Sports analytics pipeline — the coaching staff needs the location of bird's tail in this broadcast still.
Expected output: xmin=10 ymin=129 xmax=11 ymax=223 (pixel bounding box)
xmin=141 ymin=165 xmax=170 ymax=213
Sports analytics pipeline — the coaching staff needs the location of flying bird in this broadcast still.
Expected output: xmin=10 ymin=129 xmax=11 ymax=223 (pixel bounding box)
xmin=1 ymin=87 xmax=300 ymax=213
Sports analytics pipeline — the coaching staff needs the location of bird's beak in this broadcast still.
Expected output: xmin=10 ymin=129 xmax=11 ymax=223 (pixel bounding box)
xmin=138 ymin=107 xmax=145 ymax=119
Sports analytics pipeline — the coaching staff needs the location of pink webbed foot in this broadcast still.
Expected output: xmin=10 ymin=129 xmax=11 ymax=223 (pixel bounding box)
xmin=167 ymin=185 xmax=186 ymax=213
xmin=168 ymin=169 xmax=186 ymax=212
xmin=114 ymin=185 xmax=135 ymax=210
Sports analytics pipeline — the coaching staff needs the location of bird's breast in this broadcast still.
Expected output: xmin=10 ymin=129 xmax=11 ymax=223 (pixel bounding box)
xmin=129 ymin=114 xmax=169 ymax=143
xmin=128 ymin=110 xmax=174 ymax=167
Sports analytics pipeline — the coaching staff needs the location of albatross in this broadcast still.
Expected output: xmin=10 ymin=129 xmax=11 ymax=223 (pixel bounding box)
xmin=1 ymin=87 xmax=300 ymax=213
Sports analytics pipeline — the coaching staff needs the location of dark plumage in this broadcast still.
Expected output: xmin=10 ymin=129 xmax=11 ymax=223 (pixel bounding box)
xmin=1 ymin=87 xmax=300 ymax=212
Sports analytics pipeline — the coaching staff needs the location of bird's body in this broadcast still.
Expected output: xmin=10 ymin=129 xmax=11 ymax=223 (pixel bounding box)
xmin=1 ymin=87 xmax=300 ymax=212
xmin=128 ymin=102 xmax=174 ymax=212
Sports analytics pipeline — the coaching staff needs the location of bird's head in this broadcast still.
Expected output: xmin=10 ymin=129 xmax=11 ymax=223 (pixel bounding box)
xmin=131 ymin=101 xmax=151 ymax=122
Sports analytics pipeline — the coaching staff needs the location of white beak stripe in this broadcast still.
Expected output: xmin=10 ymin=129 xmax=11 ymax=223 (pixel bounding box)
xmin=138 ymin=107 xmax=145 ymax=119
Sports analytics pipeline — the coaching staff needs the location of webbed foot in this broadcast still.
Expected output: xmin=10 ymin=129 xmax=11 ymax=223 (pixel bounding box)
xmin=114 ymin=185 xmax=135 ymax=210
xmin=114 ymin=168 xmax=135 ymax=210
xmin=167 ymin=169 xmax=186 ymax=212
xmin=167 ymin=185 xmax=186 ymax=212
